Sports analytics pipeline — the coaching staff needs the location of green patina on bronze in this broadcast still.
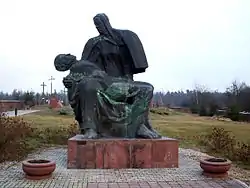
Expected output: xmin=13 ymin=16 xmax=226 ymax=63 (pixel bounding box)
xmin=97 ymin=82 xmax=151 ymax=138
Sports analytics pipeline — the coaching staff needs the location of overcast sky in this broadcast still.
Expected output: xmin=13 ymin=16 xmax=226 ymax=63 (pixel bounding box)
xmin=0 ymin=0 xmax=250 ymax=93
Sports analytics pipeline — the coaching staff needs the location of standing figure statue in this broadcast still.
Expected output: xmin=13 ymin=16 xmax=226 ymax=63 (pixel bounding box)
xmin=54 ymin=13 xmax=161 ymax=139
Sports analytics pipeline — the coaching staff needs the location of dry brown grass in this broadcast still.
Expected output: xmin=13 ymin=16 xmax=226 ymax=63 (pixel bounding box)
xmin=151 ymin=113 xmax=250 ymax=144
xmin=23 ymin=109 xmax=74 ymax=128
xmin=23 ymin=108 xmax=250 ymax=145
xmin=0 ymin=109 xmax=78 ymax=162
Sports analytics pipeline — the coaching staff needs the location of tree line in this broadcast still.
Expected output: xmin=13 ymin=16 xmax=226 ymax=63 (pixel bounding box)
xmin=1 ymin=80 xmax=250 ymax=121
xmin=0 ymin=89 xmax=67 ymax=106
xmin=153 ymin=81 xmax=250 ymax=121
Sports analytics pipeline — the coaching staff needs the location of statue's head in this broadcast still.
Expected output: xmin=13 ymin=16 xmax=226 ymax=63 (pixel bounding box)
xmin=54 ymin=54 xmax=76 ymax=72
xmin=93 ymin=13 xmax=113 ymax=37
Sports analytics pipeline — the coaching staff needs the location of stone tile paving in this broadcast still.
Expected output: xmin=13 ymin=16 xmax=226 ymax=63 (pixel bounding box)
xmin=0 ymin=147 xmax=248 ymax=188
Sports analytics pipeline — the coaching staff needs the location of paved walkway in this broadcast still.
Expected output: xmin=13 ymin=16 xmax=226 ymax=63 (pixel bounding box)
xmin=0 ymin=148 xmax=248 ymax=188
xmin=3 ymin=110 xmax=40 ymax=117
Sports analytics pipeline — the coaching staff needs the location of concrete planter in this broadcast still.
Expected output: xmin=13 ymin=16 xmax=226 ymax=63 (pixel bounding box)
xmin=22 ymin=159 xmax=56 ymax=180
xmin=200 ymin=158 xmax=232 ymax=178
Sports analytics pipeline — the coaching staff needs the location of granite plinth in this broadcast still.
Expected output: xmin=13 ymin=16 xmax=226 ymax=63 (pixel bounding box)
xmin=67 ymin=136 xmax=179 ymax=169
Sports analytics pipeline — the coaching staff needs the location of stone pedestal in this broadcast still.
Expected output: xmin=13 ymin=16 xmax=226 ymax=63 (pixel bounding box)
xmin=67 ymin=136 xmax=178 ymax=169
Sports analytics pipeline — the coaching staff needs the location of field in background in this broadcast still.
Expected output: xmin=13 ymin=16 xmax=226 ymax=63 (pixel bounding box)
xmin=23 ymin=107 xmax=250 ymax=146
xmin=24 ymin=109 xmax=73 ymax=128
xmin=151 ymin=111 xmax=250 ymax=145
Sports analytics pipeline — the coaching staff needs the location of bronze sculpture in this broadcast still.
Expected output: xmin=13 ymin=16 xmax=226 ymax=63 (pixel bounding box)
xmin=54 ymin=13 xmax=161 ymax=139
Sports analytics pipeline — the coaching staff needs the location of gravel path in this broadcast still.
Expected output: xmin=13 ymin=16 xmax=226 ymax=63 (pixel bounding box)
xmin=3 ymin=110 xmax=40 ymax=117
xmin=0 ymin=147 xmax=249 ymax=188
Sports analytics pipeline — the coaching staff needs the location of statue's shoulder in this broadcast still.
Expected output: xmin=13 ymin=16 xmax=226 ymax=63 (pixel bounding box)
xmin=84 ymin=36 xmax=110 ymax=50
xmin=82 ymin=36 xmax=101 ymax=57
xmin=116 ymin=29 xmax=142 ymax=44
xmin=86 ymin=36 xmax=107 ymax=44
xmin=118 ymin=29 xmax=138 ymax=37
xmin=85 ymin=36 xmax=99 ymax=45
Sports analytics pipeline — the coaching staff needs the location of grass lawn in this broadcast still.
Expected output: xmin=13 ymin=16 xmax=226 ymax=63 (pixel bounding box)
xmin=23 ymin=109 xmax=74 ymax=128
xmin=24 ymin=108 xmax=250 ymax=145
xmin=152 ymin=113 xmax=250 ymax=146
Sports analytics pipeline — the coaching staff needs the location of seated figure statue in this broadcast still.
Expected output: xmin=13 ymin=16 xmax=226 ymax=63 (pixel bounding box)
xmin=54 ymin=13 xmax=161 ymax=139
xmin=54 ymin=54 xmax=160 ymax=139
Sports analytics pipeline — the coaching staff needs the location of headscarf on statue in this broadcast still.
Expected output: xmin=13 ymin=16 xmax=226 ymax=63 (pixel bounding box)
xmin=81 ymin=13 xmax=149 ymax=74
xmin=81 ymin=13 xmax=120 ymax=61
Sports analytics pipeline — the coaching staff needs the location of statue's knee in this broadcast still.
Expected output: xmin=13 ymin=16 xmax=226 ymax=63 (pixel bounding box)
xmin=135 ymin=81 xmax=154 ymax=92
xmin=147 ymin=84 xmax=154 ymax=93
xmin=140 ymin=84 xmax=154 ymax=99
xmin=141 ymin=83 xmax=154 ymax=93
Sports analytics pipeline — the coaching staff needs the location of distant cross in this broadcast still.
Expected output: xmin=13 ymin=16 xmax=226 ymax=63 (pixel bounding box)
xmin=40 ymin=82 xmax=47 ymax=96
xmin=48 ymin=76 xmax=55 ymax=95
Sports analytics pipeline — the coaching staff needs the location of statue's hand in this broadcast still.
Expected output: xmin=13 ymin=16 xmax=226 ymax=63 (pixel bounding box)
xmin=125 ymin=74 xmax=133 ymax=81
xmin=63 ymin=77 xmax=73 ymax=88
xmin=92 ymin=70 xmax=106 ymax=79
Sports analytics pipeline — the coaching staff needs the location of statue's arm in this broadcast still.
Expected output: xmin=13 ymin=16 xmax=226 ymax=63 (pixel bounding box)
xmin=81 ymin=39 xmax=91 ymax=60
xmin=121 ymin=45 xmax=134 ymax=80
xmin=82 ymin=39 xmax=107 ymax=72
xmin=123 ymin=62 xmax=133 ymax=80
xmin=81 ymin=37 xmax=100 ymax=61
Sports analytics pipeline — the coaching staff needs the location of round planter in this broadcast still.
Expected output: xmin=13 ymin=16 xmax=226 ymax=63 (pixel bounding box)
xmin=22 ymin=159 xmax=56 ymax=180
xmin=200 ymin=158 xmax=232 ymax=178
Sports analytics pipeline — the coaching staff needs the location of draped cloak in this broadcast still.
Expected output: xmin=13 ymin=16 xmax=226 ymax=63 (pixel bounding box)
xmin=81 ymin=29 xmax=149 ymax=75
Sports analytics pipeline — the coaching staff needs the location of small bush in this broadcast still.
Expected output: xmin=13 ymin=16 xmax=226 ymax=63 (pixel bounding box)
xmin=190 ymin=105 xmax=199 ymax=114
xmin=208 ymin=104 xmax=218 ymax=116
xmin=150 ymin=108 xmax=169 ymax=115
xmin=34 ymin=121 xmax=79 ymax=145
xmin=201 ymin=127 xmax=235 ymax=157
xmin=235 ymin=142 xmax=250 ymax=164
xmin=150 ymin=109 xmax=157 ymax=114
xmin=198 ymin=127 xmax=250 ymax=166
xmin=0 ymin=113 xmax=34 ymax=162
xmin=58 ymin=106 xmax=74 ymax=115
xmin=227 ymin=105 xmax=240 ymax=121
xmin=199 ymin=106 xmax=208 ymax=116
xmin=0 ymin=111 xmax=79 ymax=162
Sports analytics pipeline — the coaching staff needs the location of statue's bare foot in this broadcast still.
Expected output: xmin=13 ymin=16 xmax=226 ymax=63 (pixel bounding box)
xmin=76 ymin=128 xmax=98 ymax=139
xmin=84 ymin=128 xmax=98 ymax=139
xmin=136 ymin=124 xmax=161 ymax=139
xmin=151 ymin=128 xmax=161 ymax=137
xmin=144 ymin=121 xmax=161 ymax=137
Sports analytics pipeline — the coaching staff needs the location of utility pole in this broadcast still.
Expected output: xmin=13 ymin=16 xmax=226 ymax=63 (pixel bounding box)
xmin=63 ymin=87 xmax=67 ymax=105
xmin=40 ymin=82 xmax=47 ymax=96
xmin=195 ymin=90 xmax=199 ymax=105
xmin=48 ymin=76 xmax=55 ymax=96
